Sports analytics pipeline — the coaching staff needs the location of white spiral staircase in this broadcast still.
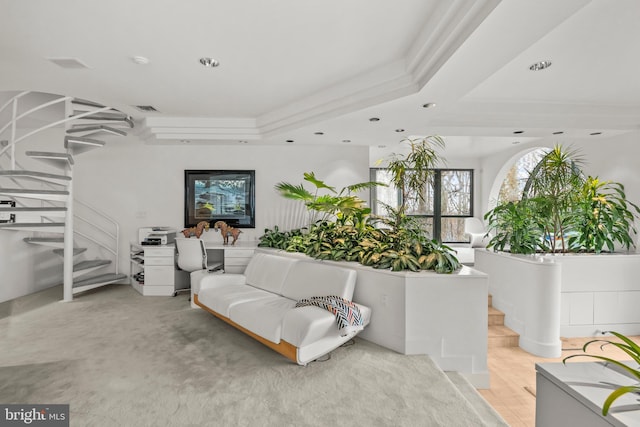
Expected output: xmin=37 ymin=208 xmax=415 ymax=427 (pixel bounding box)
xmin=0 ymin=91 xmax=132 ymax=301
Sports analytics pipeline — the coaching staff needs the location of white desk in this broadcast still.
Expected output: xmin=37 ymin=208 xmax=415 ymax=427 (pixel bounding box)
xmin=203 ymin=240 xmax=257 ymax=274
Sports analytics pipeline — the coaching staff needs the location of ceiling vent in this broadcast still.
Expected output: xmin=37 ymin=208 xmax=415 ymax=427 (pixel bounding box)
xmin=134 ymin=105 xmax=159 ymax=112
xmin=46 ymin=57 xmax=89 ymax=69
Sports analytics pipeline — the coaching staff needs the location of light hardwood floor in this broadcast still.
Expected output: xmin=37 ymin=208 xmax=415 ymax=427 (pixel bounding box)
xmin=479 ymin=336 xmax=640 ymax=426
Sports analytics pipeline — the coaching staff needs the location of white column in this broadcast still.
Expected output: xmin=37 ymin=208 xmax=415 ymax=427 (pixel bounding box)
xmin=63 ymin=166 xmax=74 ymax=302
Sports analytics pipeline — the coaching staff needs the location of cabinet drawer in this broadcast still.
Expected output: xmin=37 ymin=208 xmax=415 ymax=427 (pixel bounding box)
xmin=224 ymin=249 xmax=255 ymax=258
xmin=225 ymin=257 xmax=251 ymax=266
xmin=144 ymin=247 xmax=175 ymax=257
xmin=145 ymin=266 xmax=175 ymax=285
xmin=145 ymin=256 xmax=174 ymax=266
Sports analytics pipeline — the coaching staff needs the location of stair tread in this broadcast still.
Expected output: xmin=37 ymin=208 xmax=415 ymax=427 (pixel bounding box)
xmin=64 ymin=135 xmax=105 ymax=145
xmin=0 ymin=170 xmax=70 ymax=181
xmin=53 ymin=247 xmax=87 ymax=256
xmin=73 ymin=273 xmax=127 ymax=288
xmin=0 ymin=222 xmax=64 ymax=227
xmin=69 ymin=114 xmax=133 ymax=128
xmin=488 ymin=325 xmax=520 ymax=337
xmin=0 ymin=207 xmax=66 ymax=212
xmin=0 ymin=188 xmax=69 ymax=195
xmin=66 ymin=125 xmax=126 ymax=137
xmin=25 ymin=151 xmax=74 ymax=166
xmin=24 ymin=237 xmax=64 ymax=243
xmin=25 ymin=151 xmax=73 ymax=159
xmin=71 ymin=99 xmax=117 ymax=111
xmin=73 ymin=259 xmax=111 ymax=271
xmin=488 ymin=307 xmax=504 ymax=316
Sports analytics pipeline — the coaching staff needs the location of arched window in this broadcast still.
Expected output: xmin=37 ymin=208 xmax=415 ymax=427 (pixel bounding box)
xmin=497 ymin=148 xmax=547 ymax=203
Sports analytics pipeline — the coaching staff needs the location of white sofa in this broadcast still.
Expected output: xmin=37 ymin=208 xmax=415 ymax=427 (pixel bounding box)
xmin=192 ymin=252 xmax=372 ymax=365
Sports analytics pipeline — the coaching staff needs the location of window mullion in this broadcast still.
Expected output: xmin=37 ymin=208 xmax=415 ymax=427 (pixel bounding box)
xmin=433 ymin=170 xmax=442 ymax=242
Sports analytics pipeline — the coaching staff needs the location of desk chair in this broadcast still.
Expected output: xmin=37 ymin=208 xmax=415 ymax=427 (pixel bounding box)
xmin=175 ymin=238 xmax=222 ymax=298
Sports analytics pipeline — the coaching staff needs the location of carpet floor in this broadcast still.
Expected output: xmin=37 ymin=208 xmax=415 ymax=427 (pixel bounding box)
xmin=1 ymin=284 xmax=502 ymax=426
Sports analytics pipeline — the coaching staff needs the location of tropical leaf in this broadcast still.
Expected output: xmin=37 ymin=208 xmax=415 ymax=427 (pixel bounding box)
xmin=303 ymin=172 xmax=336 ymax=193
xmin=275 ymin=182 xmax=314 ymax=201
xmin=563 ymin=331 xmax=640 ymax=415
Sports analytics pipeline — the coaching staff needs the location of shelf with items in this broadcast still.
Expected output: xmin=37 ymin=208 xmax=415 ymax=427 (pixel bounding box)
xmin=129 ymin=243 xmax=187 ymax=296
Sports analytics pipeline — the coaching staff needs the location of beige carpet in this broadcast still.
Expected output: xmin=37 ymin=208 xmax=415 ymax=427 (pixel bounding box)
xmin=0 ymin=285 xmax=503 ymax=426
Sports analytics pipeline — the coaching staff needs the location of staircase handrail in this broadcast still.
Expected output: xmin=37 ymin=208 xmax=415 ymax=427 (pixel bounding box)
xmin=0 ymin=105 xmax=113 ymax=159
xmin=0 ymin=91 xmax=30 ymax=117
xmin=0 ymin=95 xmax=72 ymax=136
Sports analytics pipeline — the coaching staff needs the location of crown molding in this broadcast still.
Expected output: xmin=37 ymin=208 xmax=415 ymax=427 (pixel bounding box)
xmin=141 ymin=1 xmax=500 ymax=143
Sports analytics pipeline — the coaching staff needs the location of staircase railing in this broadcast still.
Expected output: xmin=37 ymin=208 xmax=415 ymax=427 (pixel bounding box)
xmin=74 ymin=199 xmax=120 ymax=273
xmin=0 ymin=92 xmax=112 ymax=163
xmin=0 ymin=91 xmax=123 ymax=295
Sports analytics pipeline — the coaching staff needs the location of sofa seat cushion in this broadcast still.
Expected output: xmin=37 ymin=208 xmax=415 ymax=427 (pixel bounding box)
xmin=197 ymin=284 xmax=274 ymax=318
xmin=228 ymin=296 xmax=297 ymax=344
xmin=280 ymin=261 xmax=356 ymax=301
xmin=281 ymin=303 xmax=372 ymax=348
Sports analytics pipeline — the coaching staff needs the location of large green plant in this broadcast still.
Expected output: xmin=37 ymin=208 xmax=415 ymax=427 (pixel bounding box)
xmin=568 ymin=177 xmax=640 ymax=253
xmin=261 ymin=142 xmax=461 ymax=273
xmin=563 ymin=331 xmax=640 ymax=415
xmin=274 ymin=172 xmax=379 ymax=228
xmin=385 ymin=136 xmax=445 ymax=230
xmin=522 ymin=145 xmax=585 ymax=253
xmin=484 ymin=199 xmax=542 ymax=254
xmin=485 ymin=145 xmax=639 ymax=254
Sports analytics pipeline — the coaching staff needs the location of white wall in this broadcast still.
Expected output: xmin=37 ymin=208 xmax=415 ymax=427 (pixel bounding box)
xmin=5 ymin=129 xmax=636 ymax=302
xmin=0 ymin=130 xmax=370 ymax=303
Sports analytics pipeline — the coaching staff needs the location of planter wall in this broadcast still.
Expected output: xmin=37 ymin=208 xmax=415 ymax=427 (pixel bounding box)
xmin=475 ymin=249 xmax=640 ymax=358
xmin=257 ymin=248 xmax=490 ymax=388
xmin=536 ymin=362 xmax=640 ymax=426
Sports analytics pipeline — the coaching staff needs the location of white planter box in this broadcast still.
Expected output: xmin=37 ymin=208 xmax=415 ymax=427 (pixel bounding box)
xmin=475 ymin=250 xmax=640 ymax=358
xmin=536 ymin=362 xmax=640 ymax=427
xmin=256 ymin=248 xmax=490 ymax=388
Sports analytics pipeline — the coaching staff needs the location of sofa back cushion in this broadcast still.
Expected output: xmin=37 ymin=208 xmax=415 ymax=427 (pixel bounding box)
xmin=281 ymin=261 xmax=356 ymax=301
xmin=243 ymin=253 xmax=298 ymax=294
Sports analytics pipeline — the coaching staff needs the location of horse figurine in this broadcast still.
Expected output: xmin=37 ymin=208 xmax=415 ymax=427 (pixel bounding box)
xmin=213 ymin=221 xmax=241 ymax=245
xmin=181 ymin=221 xmax=210 ymax=238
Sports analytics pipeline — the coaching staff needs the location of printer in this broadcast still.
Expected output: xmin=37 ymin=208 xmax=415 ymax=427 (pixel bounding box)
xmin=139 ymin=227 xmax=177 ymax=245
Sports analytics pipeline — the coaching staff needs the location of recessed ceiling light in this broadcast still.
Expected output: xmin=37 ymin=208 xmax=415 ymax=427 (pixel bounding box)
xmin=132 ymin=56 xmax=149 ymax=65
xmin=286 ymin=139 xmax=294 ymax=143
xmin=513 ymin=130 xmax=524 ymax=134
xmin=590 ymin=132 xmax=602 ymax=136
xmin=314 ymin=132 xmax=324 ymax=135
xmin=552 ymin=131 xmax=564 ymax=135
xmin=395 ymin=129 xmax=405 ymax=133
xmin=342 ymin=139 xmax=351 ymax=143
xmin=529 ymin=60 xmax=552 ymax=71
xmin=422 ymin=103 xmax=437 ymax=109
xmin=199 ymin=57 xmax=220 ymax=67
xmin=369 ymin=117 xmax=380 ymax=122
